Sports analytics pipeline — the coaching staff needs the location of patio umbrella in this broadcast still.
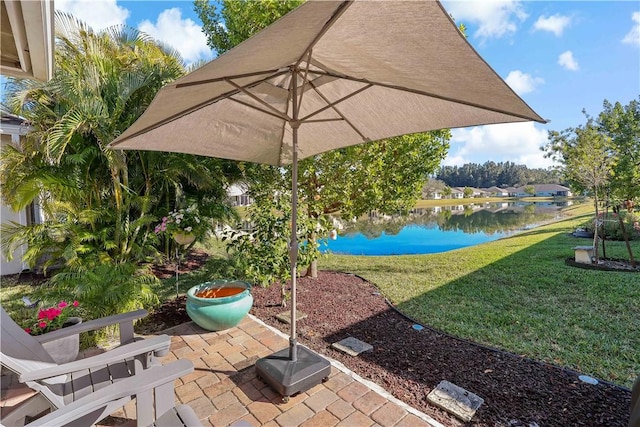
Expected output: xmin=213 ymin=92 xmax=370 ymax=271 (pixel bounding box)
xmin=110 ymin=0 xmax=545 ymax=398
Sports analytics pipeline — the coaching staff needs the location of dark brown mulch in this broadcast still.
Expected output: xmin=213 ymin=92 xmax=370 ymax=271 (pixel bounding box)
xmin=565 ymin=257 xmax=640 ymax=272
xmin=143 ymin=252 xmax=632 ymax=426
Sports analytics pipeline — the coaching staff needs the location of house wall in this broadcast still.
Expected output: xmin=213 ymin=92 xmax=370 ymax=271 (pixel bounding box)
xmin=1 ymin=122 xmax=40 ymax=275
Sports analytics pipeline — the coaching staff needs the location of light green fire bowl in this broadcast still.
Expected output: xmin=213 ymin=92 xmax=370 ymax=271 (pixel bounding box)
xmin=186 ymin=279 xmax=253 ymax=331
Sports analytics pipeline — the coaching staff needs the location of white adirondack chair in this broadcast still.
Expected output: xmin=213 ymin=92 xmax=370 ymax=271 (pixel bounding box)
xmin=21 ymin=360 xmax=202 ymax=427
xmin=0 ymin=306 xmax=171 ymax=426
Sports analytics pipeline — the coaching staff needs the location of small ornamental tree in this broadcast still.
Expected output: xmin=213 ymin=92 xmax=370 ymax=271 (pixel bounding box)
xmin=197 ymin=0 xmax=451 ymax=286
xmin=544 ymin=117 xmax=614 ymax=263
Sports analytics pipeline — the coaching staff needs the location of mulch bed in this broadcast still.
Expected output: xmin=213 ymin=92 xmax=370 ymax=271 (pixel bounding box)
xmin=565 ymin=257 xmax=640 ymax=272
xmin=143 ymin=251 xmax=632 ymax=426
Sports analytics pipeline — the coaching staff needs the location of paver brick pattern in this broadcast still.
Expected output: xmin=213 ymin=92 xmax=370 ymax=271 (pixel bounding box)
xmin=93 ymin=317 xmax=435 ymax=426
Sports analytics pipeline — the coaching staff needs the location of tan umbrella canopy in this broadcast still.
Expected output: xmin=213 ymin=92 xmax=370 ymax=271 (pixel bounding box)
xmin=110 ymin=0 xmax=545 ymax=398
xmin=110 ymin=0 xmax=543 ymax=165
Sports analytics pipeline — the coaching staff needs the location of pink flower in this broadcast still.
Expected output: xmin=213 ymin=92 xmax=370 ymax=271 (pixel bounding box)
xmin=58 ymin=301 xmax=68 ymax=308
xmin=37 ymin=310 xmax=46 ymax=320
xmin=24 ymin=328 xmax=31 ymax=334
xmin=72 ymin=300 xmax=79 ymax=307
xmin=38 ymin=321 xmax=47 ymax=328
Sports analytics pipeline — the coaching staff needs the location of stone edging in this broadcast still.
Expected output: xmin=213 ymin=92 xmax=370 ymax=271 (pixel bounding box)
xmin=247 ymin=314 xmax=445 ymax=427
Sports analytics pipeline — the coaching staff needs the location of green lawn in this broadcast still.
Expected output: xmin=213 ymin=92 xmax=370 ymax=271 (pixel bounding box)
xmin=319 ymin=203 xmax=640 ymax=388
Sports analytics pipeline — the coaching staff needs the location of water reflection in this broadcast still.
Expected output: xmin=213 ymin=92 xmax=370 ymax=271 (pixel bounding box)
xmin=323 ymin=201 xmax=572 ymax=255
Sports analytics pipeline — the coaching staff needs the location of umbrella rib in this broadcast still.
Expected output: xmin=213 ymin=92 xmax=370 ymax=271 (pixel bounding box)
xmin=296 ymin=50 xmax=314 ymax=112
xmin=305 ymin=81 xmax=369 ymax=140
xmin=175 ymin=68 xmax=284 ymax=88
xmin=112 ymin=70 xmax=291 ymax=144
xmin=293 ymin=1 xmax=352 ymax=70
xmin=311 ymin=70 xmax=546 ymax=123
xmin=227 ymin=97 xmax=289 ymax=122
xmin=298 ymin=83 xmax=372 ymax=122
xmin=225 ymin=79 xmax=290 ymax=121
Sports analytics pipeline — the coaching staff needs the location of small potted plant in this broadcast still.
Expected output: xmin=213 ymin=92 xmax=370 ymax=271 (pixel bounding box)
xmin=23 ymin=300 xmax=82 ymax=363
xmin=155 ymin=204 xmax=206 ymax=245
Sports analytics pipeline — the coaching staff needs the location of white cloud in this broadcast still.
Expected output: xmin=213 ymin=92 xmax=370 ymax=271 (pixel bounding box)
xmin=443 ymin=0 xmax=528 ymax=41
xmin=444 ymin=122 xmax=553 ymax=169
xmin=558 ymin=50 xmax=579 ymax=71
xmin=622 ymin=11 xmax=640 ymax=46
xmin=533 ymin=14 xmax=571 ymax=37
xmin=138 ymin=8 xmax=213 ymax=64
xmin=55 ymin=0 xmax=129 ymax=30
xmin=505 ymin=70 xmax=544 ymax=95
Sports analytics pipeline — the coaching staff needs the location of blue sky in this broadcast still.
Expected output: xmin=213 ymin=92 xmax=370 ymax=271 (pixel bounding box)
xmin=50 ymin=1 xmax=640 ymax=169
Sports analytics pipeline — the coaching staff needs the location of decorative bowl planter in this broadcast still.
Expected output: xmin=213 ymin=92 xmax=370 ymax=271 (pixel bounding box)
xmin=41 ymin=317 xmax=82 ymax=363
xmin=186 ymin=280 xmax=253 ymax=331
xmin=173 ymin=232 xmax=196 ymax=246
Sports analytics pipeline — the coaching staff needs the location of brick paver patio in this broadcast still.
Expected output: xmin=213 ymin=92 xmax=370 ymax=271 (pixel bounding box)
xmin=2 ymin=315 xmax=444 ymax=427
xmin=109 ymin=315 xmax=443 ymax=427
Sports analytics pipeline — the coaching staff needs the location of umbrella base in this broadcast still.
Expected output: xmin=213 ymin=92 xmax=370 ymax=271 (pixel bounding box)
xmin=255 ymin=345 xmax=331 ymax=399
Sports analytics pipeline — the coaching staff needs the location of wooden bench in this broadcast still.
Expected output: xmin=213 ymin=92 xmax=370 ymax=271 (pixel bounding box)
xmin=573 ymin=246 xmax=594 ymax=264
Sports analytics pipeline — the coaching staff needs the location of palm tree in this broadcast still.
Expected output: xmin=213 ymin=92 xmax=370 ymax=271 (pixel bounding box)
xmin=1 ymin=13 xmax=240 ymax=314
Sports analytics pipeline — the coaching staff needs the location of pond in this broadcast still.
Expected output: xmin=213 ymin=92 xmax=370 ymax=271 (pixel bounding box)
xmin=322 ymin=201 xmax=572 ymax=256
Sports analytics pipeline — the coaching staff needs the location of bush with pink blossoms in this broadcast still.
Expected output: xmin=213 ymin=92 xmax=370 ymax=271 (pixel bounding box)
xmin=24 ymin=300 xmax=80 ymax=335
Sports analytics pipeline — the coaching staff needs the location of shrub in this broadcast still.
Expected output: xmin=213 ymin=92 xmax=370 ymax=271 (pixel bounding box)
xmin=582 ymin=211 xmax=640 ymax=241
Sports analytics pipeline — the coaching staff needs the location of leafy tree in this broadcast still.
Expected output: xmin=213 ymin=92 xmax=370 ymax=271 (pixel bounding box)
xmin=544 ymin=118 xmax=615 ymax=262
xmin=437 ymin=161 xmax=558 ymax=188
xmin=597 ymin=98 xmax=639 ymax=266
xmin=598 ymin=98 xmax=640 ymax=202
xmin=0 ymin=13 xmax=240 ymax=315
xmin=463 ymin=187 xmax=473 ymax=198
xmin=441 ymin=186 xmax=452 ymax=199
xmin=194 ymin=0 xmax=303 ymax=55
xmin=524 ymin=185 xmax=536 ymax=196
xmin=196 ymin=0 xmax=450 ymax=281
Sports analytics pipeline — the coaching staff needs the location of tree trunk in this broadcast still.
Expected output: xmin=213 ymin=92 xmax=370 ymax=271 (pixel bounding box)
xmin=306 ymin=231 xmax=318 ymax=279
xmin=592 ymin=191 xmax=599 ymax=263
xmin=281 ymin=283 xmax=287 ymax=308
xmin=618 ymin=212 xmax=637 ymax=267
xmin=601 ymin=204 xmax=607 ymax=260
xmin=306 ymin=260 xmax=318 ymax=278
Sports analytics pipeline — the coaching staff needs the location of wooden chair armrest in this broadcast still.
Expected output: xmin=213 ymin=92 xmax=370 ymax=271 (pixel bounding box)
xmin=35 ymin=309 xmax=148 ymax=345
xmin=19 ymin=335 xmax=171 ymax=382
xmin=25 ymin=360 xmax=194 ymax=427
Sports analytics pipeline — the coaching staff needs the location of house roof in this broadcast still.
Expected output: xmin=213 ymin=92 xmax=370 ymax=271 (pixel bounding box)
xmin=0 ymin=111 xmax=31 ymax=136
xmin=514 ymin=184 xmax=570 ymax=192
xmin=485 ymin=186 xmax=509 ymax=193
xmin=1 ymin=0 xmax=54 ymax=81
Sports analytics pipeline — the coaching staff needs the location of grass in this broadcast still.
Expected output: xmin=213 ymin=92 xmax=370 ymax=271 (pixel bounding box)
xmin=319 ymin=202 xmax=640 ymax=388
xmin=1 ymin=201 xmax=637 ymax=388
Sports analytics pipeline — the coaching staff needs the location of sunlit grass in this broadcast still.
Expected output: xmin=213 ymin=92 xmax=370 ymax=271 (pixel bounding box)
xmin=319 ymin=204 xmax=639 ymax=387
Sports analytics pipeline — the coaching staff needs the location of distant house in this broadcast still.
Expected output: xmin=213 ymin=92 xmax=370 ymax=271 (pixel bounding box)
xmin=450 ymin=187 xmax=464 ymax=199
xmin=513 ymin=184 xmax=572 ymax=197
xmin=468 ymin=187 xmax=487 ymax=197
xmin=484 ymin=186 xmax=510 ymax=197
xmin=227 ymin=183 xmax=252 ymax=206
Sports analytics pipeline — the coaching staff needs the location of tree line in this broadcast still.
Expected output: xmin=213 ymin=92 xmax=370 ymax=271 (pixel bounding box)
xmin=436 ymin=161 xmax=561 ymax=188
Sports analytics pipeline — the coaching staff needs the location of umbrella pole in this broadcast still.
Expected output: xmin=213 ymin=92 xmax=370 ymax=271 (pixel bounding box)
xmin=289 ymin=123 xmax=299 ymax=362
xmin=254 ymin=69 xmax=330 ymax=400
